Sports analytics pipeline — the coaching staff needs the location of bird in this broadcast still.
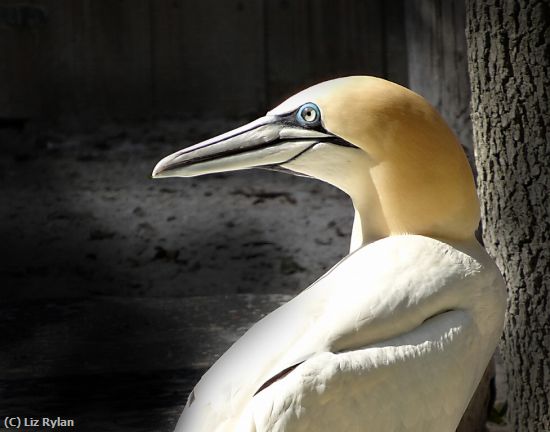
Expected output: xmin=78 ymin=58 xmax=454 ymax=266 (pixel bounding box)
xmin=152 ymin=76 xmax=507 ymax=432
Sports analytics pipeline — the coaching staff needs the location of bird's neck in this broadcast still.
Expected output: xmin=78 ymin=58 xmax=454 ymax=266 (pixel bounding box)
xmin=350 ymin=209 xmax=365 ymax=253
xmin=349 ymin=199 xmax=389 ymax=253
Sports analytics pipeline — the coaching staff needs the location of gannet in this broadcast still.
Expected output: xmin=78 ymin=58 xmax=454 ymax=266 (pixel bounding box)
xmin=152 ymin=76 xmax=506 ymax=432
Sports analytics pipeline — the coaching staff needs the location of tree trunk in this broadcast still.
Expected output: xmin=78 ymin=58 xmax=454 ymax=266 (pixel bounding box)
xmin=466 ymin=1 xmax=550 ymax=431
xmin=406 ymin=3 xmax=494 ymax=431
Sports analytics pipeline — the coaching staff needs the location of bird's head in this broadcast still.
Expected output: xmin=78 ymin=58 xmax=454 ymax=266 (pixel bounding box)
xmin=153 ymin=76 xmax=479 ymax=246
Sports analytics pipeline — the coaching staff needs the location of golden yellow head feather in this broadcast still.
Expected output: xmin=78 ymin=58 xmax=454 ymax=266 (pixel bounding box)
xmin=270 ymin=76 xmax=479 ymax=242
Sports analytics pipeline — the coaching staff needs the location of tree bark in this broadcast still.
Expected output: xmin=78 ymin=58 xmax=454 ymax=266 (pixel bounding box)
xmin=466 ymin=1 xmax=550 ymax=431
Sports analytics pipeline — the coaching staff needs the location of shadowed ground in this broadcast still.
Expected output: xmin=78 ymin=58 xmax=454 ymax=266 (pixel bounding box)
xmin=0 ymin=119 xmax=351 ymax=431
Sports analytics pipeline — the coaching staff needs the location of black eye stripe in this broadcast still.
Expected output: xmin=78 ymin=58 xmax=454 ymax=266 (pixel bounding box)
xmin=272 ymin=109 xmax=357 ymax=150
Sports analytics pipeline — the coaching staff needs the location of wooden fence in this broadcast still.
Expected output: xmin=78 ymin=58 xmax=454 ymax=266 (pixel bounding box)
xmin=0 ymin=0 xmax=407 ymax=120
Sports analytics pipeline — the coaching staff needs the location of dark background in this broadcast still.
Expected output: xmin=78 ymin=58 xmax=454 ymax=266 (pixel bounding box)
xmin=0 ymin=0 xmax=407 ymax=120
xmin=0 ymin=1 xmax=473 ymax=431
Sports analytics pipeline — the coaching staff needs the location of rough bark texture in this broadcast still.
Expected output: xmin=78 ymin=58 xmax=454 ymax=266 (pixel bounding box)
xmin=406 ymin=3 xmax=492 ymax=431
xmin=466 ymin=1 xmax=550 ymax=431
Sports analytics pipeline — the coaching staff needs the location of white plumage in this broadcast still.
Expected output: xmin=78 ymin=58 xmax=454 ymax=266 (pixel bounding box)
xmin=153 ymin=76 xmax=507 ymax=432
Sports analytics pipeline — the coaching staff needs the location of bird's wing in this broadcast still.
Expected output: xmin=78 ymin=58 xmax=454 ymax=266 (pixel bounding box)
xmin=237 ymin=309 xmax=478 ymax=432
xmin=177 ymin=235 xmax=496 ymax=431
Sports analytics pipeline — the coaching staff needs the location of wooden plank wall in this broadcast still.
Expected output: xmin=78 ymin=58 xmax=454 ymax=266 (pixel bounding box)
xmin=405 ymin=0 xmax=472 ymax=151
xmin=0 ymin=0 xmax=407 ymax=120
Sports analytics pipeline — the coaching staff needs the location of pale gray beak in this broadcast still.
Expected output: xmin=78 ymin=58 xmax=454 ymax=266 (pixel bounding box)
xmin=152 ymin=115 xmax=340 ymax=179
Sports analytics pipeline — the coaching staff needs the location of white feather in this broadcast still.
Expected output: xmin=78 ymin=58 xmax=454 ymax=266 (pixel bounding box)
xmin=176 ymin=235 xmax=506 ymax=432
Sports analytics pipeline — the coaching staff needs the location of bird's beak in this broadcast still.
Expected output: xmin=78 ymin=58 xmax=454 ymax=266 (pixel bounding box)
xmin=152 ymin=115 xmax=339 ymax=178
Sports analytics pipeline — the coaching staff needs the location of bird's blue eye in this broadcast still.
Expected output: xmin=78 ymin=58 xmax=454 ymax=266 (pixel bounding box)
xmin=297 ymin=103 xmax=321 ymax=127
